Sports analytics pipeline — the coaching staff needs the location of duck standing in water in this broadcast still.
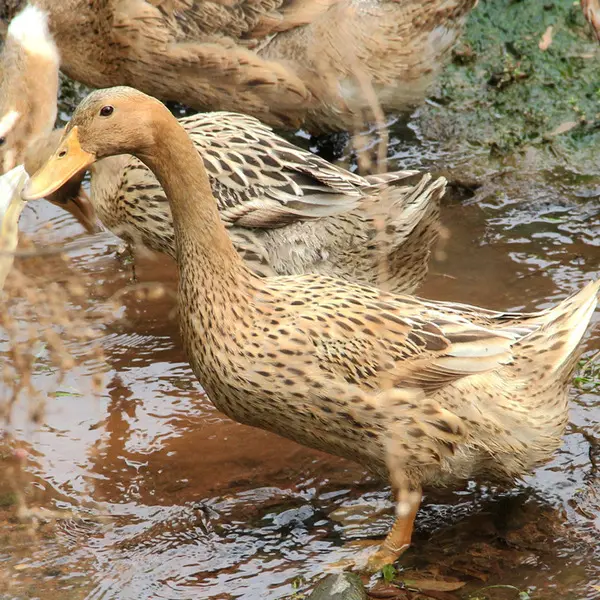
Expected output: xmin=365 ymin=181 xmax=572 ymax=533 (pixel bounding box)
xmin=23 ymin=88 xmax=599 ymax=570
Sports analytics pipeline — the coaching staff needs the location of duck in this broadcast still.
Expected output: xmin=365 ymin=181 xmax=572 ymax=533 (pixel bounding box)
xmin=0 ymin=3 xmax=92 ymax=225
xmin=0 ymin=0 xmax=479 ymax=132
xmin=1 ymin=6 xmax=443 ymax=294
xmin=0 ymin=3 xmax=59 ymax=174
xmin=22 ymin=87 xmax=600 ymax=571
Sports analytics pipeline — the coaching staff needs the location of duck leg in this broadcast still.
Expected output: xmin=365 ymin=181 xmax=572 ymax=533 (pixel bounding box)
xmin=361 ymin=389 xmax=465 ymax=572
xmin=366 ymin=485 xmax=422 ymax=572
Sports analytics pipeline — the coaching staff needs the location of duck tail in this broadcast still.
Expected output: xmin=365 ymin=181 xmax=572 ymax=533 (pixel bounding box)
xmin=395 ymin=174 xmax=445 ymax=243
xmin=370 ymin=173 xmax=445 ymax=248
xmin=515 ymin=279 xmax=600 ymax=379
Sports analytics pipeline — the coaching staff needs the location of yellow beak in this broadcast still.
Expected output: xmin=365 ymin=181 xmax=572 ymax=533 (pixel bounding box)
xmin=22 ymin=127 xmax=95 ymax=201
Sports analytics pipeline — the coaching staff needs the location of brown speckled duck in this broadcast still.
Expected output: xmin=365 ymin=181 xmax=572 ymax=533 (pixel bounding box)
xmin=25 ymin=115 xmax=444 ymax=289
xmin=23 ymin=87 xmax=600 ymax=571
xmin=0 ymin=0 xmax=478 ymax=132
xmin=1 ymin=8 xmax=443 ymax=293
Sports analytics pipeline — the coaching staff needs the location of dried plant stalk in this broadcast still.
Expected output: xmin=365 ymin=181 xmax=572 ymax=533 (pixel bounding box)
xmin=0 ymin=165 xmax=28 ymax=288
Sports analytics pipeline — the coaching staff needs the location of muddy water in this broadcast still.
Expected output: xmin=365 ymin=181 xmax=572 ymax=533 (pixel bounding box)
xmin=1 ymin=130 xmax=599 ymax=600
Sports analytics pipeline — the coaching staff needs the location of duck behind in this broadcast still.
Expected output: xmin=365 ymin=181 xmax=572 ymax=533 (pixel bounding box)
xmin=1 ymin=0 xmax=478 ymax=131
xmin=0 ymin=3 xmax=58 ymax=173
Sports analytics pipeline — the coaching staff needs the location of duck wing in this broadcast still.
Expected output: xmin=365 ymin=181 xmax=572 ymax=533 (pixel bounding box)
xmin=181 ymin=111 xmax=419 ymax=227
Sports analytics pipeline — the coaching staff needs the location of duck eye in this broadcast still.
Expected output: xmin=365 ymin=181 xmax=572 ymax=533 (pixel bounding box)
xmin=99 ymin=105 xmax=114 ymax=117
xmin=0 ymin=136 xmax=5 ymax=146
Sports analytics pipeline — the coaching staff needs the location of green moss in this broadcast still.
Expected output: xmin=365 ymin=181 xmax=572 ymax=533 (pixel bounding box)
xmin=419 ymin=0 xmax=599 ymax=159
xmin=573 ymin=356 xmax=600 ymax=391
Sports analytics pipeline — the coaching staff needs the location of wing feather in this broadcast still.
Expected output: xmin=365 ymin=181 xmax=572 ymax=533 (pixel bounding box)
xmin=180 ymin=111 xmax=423 ymax=227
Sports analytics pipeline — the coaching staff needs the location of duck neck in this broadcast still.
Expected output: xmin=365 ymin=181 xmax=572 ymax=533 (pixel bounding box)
xmin=136 ymin=110 xmax=253 ymax=286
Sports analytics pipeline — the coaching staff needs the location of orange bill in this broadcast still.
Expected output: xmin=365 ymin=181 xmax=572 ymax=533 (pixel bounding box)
xmin=22 ymin=127 xmax=95 ymax=201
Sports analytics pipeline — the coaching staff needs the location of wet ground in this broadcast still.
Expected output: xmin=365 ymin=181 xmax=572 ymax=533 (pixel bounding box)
xmin=0 ymin=117 xmax=598 ymax=599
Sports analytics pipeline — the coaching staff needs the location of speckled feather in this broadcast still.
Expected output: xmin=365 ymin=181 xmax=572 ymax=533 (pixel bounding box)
xmin=179 ymin=266 xmax=600 ymax=487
